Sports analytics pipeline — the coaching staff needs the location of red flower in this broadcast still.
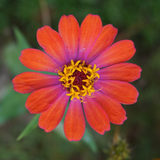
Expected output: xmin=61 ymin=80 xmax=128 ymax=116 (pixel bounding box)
xmin=12 ymin=14 xmax=142 ymax=141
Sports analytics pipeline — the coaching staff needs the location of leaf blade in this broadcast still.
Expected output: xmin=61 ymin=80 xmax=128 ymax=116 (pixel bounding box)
xmin=17 ymin=114 xmax=40 ymax=141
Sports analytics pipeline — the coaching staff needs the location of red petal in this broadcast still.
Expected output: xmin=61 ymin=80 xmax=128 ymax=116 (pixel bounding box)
xmin=25 ymin=85 xmax=64 ymax=114
xmin=98 ymin=63 xmax=142 ymax=82
xmin=83 ymin=97 xmax=110 ymax=134
xmin=38 ymin=92 xmax=69 ymax=132
xmin=87 ymin=24 xmax=118 ymax=62
xmin=37 ymin=26 xmax=69 ymax=65
xmin=12 ymin=72 xmax=59 ymax=93
xmin=91 ymin=40 xmax=136 ymax=68
xmin=20 ymin=48 xmax=59 ymax=72
xmin=58 ymin=15 xmax=80 ymax=61
xmin=94 ymin=91 xmax=127 ymax=124
xmin=64 ymin=100 xmax=85 ymax=141
xmin=78 ymin=14 xmax=102 ymax=60
xmin=94 ymin=80 xmax=139 ymax=105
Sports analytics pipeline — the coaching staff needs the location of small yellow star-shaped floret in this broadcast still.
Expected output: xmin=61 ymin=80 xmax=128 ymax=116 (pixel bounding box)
xmin=68 ymin=60 xmax=81 ymax=73
xmin=81 ymin=85 xmax=95 ymax=97
xmin=66 ymin=86 xmax=80 ymax=100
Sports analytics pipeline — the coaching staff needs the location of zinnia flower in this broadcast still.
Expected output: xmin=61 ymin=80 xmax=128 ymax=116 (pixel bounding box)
xmin=12 ymin=14 xmax=142 ymax=141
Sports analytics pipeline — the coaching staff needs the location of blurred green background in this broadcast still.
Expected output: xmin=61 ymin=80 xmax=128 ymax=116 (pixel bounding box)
xmin=0 ymin=0 xmax=160 ymax=159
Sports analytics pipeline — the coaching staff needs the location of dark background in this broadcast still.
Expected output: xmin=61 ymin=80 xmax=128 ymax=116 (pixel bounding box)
xmin=0 ymin=0 xmax=160 ymax=159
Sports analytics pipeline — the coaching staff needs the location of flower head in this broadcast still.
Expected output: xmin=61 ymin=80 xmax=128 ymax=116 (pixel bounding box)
xmin=12 ymin=14 xmax=142 ymax=141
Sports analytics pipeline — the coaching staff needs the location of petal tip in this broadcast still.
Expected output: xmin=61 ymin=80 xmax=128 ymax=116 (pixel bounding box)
xmin=67 ymin=136 xmax=83 ymax=141
xmin=98 ymin=127 xmax=110 ymax=135
xmin=118 ymin=115 xmax=127 ymax=125
xmin=38 ymin=122 xmax=52 ymax=133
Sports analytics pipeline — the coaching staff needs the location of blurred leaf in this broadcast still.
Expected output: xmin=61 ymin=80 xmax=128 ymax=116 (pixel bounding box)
xmin=17 ymin=114 xmax=40 ymax=141
xmin=82 ymin=128 xmax=98 ymax=153
xmin=13 ymin=27 xmax=30 ymax=49
xmin=1 ymin=27 xmax=33 ymax=125
xmin=3 ymin=27 xmax=31 ymax=75
xmin=54 ymin=121 xmax=67 ymax=139
xmin=0 ymin=85 xmax=28 ymax=125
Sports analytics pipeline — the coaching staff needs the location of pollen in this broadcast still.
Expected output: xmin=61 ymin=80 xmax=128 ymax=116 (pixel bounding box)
xmin=58 ymin=60 xmax=100 ymax=101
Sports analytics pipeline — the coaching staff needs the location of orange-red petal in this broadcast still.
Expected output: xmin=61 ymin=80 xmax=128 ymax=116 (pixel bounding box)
xmin=25 ymin=85 xmax=64 ymax=114
xmin=87 ymin=24 xmax=118 ymax=62
xmin=58 ymin=15 xmax=80 ymax=61
xmin=94 ymin=80 xmax=139 ymax=105
xmin=37 ymin=25 xmax=69 ymax=65
xmin=94 ymin=91 xmax=127 ymax=124
xmin=20 ymin=48 xmax=59 ymax=72
xmin=83 ymin=97 xmax=110 ymax=134
xmin=64 ymin=100 xmax=85 ymax=141
xmin=12 ymin=72 xmax=59 ymax=93
xmin=98 ymin=63 xmax=142 ymax=82
xmin=78 ymin=14 xmax=102 ymax=60
xmin=91 ymin=40 xmax=136 ymax=68
xmin=38 ymin=92 xmax=69 ymax=132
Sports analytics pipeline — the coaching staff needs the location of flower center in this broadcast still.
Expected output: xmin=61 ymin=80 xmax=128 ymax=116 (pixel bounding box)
xmin=58 ymin=60 xmax=100 ymax=101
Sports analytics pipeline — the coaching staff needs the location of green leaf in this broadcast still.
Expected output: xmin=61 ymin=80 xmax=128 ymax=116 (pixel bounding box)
xmin=54 ymin=122 xmax=66 ymax=140
xmin=0 ymin=85 xmax=28 ymax=125
xmin=13 ymin=26 xmax=30 ymax=49
xmin=82 ymin=128 xmax=98 ymax=153
xmin=3 ymin=27 xmax=31 ymax=75
xmin=17 ymin=114 xmax=40 ymax=141
xmin=1 ymin=27 xmax=32 ymax=124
